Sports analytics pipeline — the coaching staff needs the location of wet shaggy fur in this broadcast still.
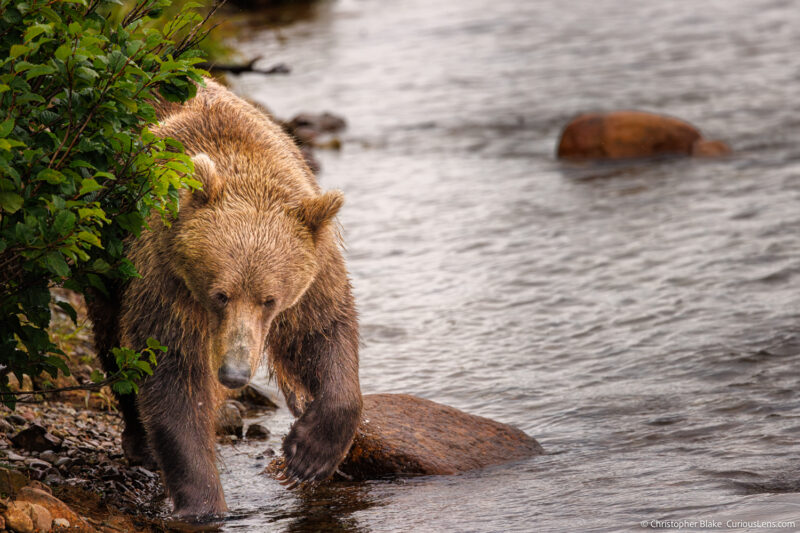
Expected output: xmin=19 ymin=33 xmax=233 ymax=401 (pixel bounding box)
xmin=86 ymin=80 xmax=362 ymax=518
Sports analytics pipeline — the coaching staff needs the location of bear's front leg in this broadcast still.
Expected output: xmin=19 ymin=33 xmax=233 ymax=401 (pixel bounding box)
xmin=280 ymin=318 xmax=362 ymax=484
xmin=137 ymin=355 xmax=227 ymax=519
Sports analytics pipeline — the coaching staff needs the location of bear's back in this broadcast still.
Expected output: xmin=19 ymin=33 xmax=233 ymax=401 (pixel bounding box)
xmin=154 ymin=79 xmax=320 ymax=208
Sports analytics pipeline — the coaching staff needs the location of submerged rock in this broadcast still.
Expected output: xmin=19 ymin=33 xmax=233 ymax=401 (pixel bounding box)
xmin=216 ymin=401 xmax=244 ymax=438
xmin=557 ymin=110 xmax=730 ymax=160
xmin=287 ymin=112 xmax=347 ymax=135
xmin=245 ymin=424 xmax=270 ymax=440
xmin=337 ymin=394 xmax=543 ymax=480
xmin=235 ymin=383 xmax=279 ymax=412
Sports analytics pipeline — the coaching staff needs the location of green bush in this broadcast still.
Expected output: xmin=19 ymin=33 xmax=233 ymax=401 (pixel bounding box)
xmin=0 ymin=0 xmax=211 ymax=407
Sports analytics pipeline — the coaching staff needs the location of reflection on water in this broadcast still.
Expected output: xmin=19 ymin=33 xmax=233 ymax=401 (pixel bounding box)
xmin=217 ymin=0 xmax=800 ymax=530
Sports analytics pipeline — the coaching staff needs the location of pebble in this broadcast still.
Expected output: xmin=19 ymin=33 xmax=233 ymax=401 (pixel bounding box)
xmin=23 ymin=458 xmax=50 ymax=469
xmin=53 ymin=517 xmax=69 ymax=528
xmin=4 ymin=451 xmax=25 ymax=461
xmin=0 ymin=418 xmax=14 ymax=433
xmin=7 ymin=415 xmax=26 ymax=426
xmin=39 ymin=450 xmax=59 ymax=464
xmin=131 ymin=466 xmax=156 ymax=479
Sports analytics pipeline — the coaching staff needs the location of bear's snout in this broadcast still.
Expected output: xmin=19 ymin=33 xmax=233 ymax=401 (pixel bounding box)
xmin=218 ymin=359 xmax=251 ymax=389
xmin=217 ymin=320 xmax=259 ymax=389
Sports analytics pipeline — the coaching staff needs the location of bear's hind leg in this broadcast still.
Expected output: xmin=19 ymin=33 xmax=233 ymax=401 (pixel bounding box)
xmin=86 ymin=291 xmax=156 ymax=469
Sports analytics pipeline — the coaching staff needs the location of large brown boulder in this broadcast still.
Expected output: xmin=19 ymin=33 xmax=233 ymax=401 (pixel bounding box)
xmin=336 ymin=394 xmax=543 ymax=480
xmin=557 ymin=110 xmax=730 ymax=160
xmin=15 ymin=487 xmax=95 ymax=532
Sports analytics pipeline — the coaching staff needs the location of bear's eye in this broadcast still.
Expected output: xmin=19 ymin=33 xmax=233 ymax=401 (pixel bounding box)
xmin=213 ymin=292 xmax=229 ymax=306
xmin=262 ymin=298 xmax=275 ymax=308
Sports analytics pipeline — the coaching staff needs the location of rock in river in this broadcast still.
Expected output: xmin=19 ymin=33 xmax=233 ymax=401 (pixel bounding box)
xmin=556 ymin=110 xmax=730 ymax=160
xmin=216 ymin=401 xmax=244 ymax=438
xmin=336 ymin=394 xmax=543 ymax=480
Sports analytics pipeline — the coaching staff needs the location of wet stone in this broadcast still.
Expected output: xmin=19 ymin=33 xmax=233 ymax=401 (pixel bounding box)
xmin=11 ymin=425 xmax=62 ymax=453
xmin=39 ymin=451 xmax=59 ymax=464
xmin=131 ymin=466 xmax=156 ymax=479
xmin=0 ymin=418 xmax=14 ymax=434
xmin=4 ymin=451 xmax=25 ymax=462
xmin=7 ymin=415 xmax=27 ymax=426
xmin=24 ymin=458 xmax=50 ymax=470
xmin=236 ymin=383 xmax=279 ymax=411
xmin=245 ymin=424 xmax=270 ymax=440
xmin=44 ymin=472 xmax=63 ymax=486
xmin=215 ymin=401 xmax=244 ymax=438
xmin=336 ymin=394 xmax=544 ymax=480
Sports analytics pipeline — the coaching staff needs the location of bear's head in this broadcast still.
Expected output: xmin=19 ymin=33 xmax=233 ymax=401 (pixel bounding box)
xmin=171 ymin=153 xmax=343 ymax=389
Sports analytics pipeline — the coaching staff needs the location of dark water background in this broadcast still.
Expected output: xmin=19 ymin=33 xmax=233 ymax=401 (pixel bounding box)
xmin=217 ymin=0 xmax=800 ymax=530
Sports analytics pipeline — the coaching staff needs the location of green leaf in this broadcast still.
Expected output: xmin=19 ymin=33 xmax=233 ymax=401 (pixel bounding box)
xmin=87 ymin=273 xmax=107 ymax=295
xmin=45 ymin=252 xmax=70 ymax=277
xmin=90 ymin=369 xmax=105 ymax=383
xmin=0 ymin=138 xmax=25 ymax=151
xmin=10 ymin=44 xmax=28 ymax=58
xmin=37 ymin=168 xmax=64 ymax=184
xmin=134 ymin=360 xmax=153 ymax=376
xmin=0 ymin=118 xmax=14 ymax=138
xmin=53 ymin=210 xmax=76 ymax=235
xmin=77 ymin=230 xmax=102 ymax=248
xmin=78 ymin=178 xmax=102 ymax=196
xmin=44 ymin=355 xmax=69 ymax=377
xmin=0 ymin=192 xmax=23 ymax=213
xmin=116 ymin=258 xmax=140 ymax=278
xmin=116 ymin=212 xmax=144 ymax=236
xmin=24 ymin=64 xmax=56 ymax=80
xmin=146 ymin=337 xmax=167 ymax=352
xmin=56 ymin=301 xmax=78 ymax=325
xmin=24 ymin=23 xmax=52 ymax=42
xmin=113 ymin=380 xmax=133 ymax=395
xmin=54 ymin=44 xmax=71 ymax=62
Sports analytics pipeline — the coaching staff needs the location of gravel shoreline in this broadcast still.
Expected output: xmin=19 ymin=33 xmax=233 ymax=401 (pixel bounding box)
xmin=0 ymin=400 xmax=172 ymax=532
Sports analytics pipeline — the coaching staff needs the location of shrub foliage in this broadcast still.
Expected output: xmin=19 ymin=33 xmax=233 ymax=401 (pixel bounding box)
xmin=0 ymin=0 xmax=210 ymax=407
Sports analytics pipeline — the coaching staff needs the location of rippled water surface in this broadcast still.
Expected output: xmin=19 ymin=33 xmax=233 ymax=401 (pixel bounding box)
xmin=216 ymin=0 xmax=800 ymax=530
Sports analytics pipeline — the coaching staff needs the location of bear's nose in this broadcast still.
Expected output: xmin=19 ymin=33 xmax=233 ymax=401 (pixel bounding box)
xmin=218 ymin=363 xmax=251 ymax=389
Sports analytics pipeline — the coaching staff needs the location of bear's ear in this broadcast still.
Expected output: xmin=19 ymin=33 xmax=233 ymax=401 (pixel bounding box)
xmin=291 ymin=190 xmax=344 ymax=240
xmin=188 ymin=153 xmax=221 ymax=206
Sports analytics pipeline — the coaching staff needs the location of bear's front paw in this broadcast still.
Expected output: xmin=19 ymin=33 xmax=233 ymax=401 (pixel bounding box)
xmin=280 ymin=404 xmax=358 ymax=487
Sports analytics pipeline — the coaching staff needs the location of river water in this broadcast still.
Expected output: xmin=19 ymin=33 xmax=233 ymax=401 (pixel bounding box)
xmin=215 ymin=0 xmax=800 ymax=531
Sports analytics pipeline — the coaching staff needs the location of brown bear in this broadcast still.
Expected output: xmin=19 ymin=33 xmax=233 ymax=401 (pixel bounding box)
xmin=86 ymin=79 xmax=362 ymax=519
